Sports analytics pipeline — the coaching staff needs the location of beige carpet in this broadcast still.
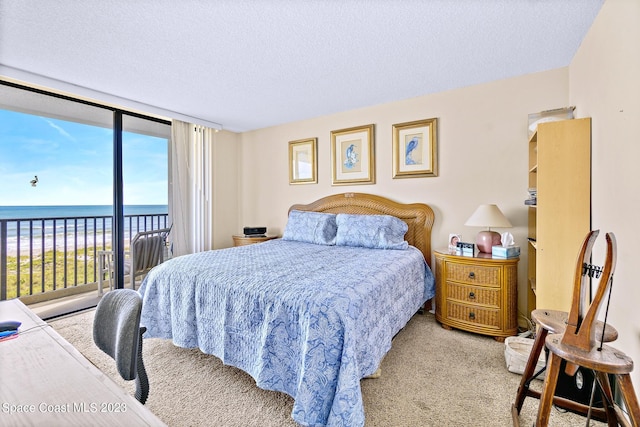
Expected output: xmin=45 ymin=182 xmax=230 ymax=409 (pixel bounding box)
xmin=50 ymin=310 xmax=605 ymax=427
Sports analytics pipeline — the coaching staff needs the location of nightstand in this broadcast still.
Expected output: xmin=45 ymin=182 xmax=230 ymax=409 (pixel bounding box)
xmin=434 ymin=249 xmax=518 ymax=341
xmin=232 ymin=235 xmax=279 ymax=247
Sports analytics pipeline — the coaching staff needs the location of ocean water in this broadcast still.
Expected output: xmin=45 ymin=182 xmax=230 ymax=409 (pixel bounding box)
xmin=0 ymin=205 xmax=168 ymax=255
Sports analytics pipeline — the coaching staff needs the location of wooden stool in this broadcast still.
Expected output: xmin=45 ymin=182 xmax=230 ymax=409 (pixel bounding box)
xmin=511 ymin=309 xmax=618 ymax=425
xmin=539 ymin=334 xmax=639 ymax=426
xmin=534 ymin=232 xmax=640 ymax=426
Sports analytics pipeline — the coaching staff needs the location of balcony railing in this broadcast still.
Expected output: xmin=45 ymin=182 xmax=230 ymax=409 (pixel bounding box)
xmin=0 ymin=213 xmax=169 ymax=300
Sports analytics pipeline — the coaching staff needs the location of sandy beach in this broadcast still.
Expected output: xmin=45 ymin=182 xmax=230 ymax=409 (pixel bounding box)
xmin=5 ymin=232 xmax=114 ymax=258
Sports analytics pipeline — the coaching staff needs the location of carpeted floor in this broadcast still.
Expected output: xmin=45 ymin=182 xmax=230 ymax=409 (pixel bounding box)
xmin=50 ymin=310 xmax=605 ymax=426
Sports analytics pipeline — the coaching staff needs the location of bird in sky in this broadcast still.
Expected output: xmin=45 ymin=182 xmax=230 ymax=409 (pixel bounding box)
xmin=30 ymin=175 xmax=38 ymax=187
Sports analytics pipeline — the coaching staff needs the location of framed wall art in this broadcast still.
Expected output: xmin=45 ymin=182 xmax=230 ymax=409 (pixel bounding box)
xmin=392 ymin=118 xmax=438 ymax=178
xmin=289 ymin=137 xmax=317 ymax=184
xmin=330 ymin=124 xmax=375 ymax=185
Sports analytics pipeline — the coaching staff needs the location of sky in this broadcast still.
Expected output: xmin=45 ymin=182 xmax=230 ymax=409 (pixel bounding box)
xmin=0 ymin=109 xmax=168 ymax=206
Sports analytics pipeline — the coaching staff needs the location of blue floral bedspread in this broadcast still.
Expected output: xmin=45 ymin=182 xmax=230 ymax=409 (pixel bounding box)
xmin=138 ymin=239 xmax=434 ymax=427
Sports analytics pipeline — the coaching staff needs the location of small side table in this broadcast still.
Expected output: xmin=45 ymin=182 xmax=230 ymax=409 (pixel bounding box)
xmin=434 ymin=248 xmax=519 ymax=341
xmin=232 ymin=235 xmax=279 ymax=247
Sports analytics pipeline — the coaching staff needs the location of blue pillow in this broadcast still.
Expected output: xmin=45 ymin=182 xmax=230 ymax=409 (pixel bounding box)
xmin=335 ymin=214 xmax=409 ymax=250
xmin=282 ymin=210 xmax=337 ymax=245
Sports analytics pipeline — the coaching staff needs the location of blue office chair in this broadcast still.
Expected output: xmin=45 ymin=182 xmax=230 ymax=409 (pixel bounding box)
xmin=93 ymin=289 xmax=149 ymax=404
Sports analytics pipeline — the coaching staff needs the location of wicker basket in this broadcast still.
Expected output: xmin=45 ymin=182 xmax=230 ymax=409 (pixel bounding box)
xmin=504 ymin=336 xmax=546 ymax=377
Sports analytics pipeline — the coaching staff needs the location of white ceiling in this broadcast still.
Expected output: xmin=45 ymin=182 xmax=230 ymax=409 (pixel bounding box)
xmin=0 ymin=1 xmax=604 ymax=133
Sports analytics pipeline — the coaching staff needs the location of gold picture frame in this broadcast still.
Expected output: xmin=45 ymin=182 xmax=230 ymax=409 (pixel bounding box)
xmin=392 ymin=118 xmax=438 ymax=178
xmin=331 ymin=124 xmax=375 ymax=185
xmin=289 ymin=137 xmax=317 ymax=184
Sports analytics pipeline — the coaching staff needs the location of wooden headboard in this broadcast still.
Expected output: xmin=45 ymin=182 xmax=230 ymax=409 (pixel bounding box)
xmin=289 ymin=192 xmax=435 ymax=267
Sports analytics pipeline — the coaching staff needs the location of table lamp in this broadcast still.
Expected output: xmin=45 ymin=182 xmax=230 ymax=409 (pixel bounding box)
xmin=464 ymin=204 xmax=512 ymax=253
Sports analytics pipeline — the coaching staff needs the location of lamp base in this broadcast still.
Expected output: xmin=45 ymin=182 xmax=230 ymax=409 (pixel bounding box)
xmin=476 ymin=231 xmax=502 ymax=253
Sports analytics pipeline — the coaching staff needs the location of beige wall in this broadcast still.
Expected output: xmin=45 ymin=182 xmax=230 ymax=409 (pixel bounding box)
xmin=211 ymin=130 xmax=241 ymax=249
xmin=569 ymin=0 xmax=640 ymax=398
xmin=237 ymin=68 xmax=569 ymax=325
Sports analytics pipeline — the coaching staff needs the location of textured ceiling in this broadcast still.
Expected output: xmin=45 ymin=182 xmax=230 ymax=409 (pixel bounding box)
xmin=0 ymin=1 xmax=604 ymax=132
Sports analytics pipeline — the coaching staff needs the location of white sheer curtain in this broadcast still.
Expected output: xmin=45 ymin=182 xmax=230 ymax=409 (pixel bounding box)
xmin=169 ymin=120 xmax=215 ymax=256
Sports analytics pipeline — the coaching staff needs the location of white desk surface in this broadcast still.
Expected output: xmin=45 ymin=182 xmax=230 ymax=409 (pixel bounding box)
xmin=0 ymin=298 xmax=166 ymax=426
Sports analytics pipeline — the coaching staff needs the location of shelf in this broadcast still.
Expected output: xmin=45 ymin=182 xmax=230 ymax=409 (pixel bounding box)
xmin=528 ymin=117 xmax=591 ymax=312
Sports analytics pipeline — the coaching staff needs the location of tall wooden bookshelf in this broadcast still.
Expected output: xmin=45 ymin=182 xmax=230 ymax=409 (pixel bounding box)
xmin=527 ymin=117 xmax=591 ymax=314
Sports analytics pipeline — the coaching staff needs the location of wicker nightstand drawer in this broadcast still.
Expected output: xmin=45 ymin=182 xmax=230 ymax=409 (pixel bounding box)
xmin=446 ymin=282 xmax=500 ymax=308
xmin=446 ymin=301 xmax=501 ymax=329
xmin=434 ymin=249 xmax=519 ymax=341
xmin=445 ymin=262 xmax=501 ymax=287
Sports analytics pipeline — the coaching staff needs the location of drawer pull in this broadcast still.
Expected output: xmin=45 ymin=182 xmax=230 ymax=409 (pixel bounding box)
xmin=469 ymin=272 xmax=475 ymax=279
xmin=468 ymin=291 xmax=475 ymax=299
xmin=469 ymin=312 xmax=476 ymax=320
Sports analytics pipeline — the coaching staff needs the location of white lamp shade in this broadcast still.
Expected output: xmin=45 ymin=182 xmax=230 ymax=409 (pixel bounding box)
xmin=464 ymin=204 xmax=512 ymax=229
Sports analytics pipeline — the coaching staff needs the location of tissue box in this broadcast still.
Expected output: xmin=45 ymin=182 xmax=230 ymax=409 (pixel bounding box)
xmin=492 ymin=245 xmax=520 ymax=258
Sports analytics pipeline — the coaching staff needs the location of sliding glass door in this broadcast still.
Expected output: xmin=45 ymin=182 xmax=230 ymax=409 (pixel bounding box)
xmin=0 ymin=81 xmax=170 ymax=312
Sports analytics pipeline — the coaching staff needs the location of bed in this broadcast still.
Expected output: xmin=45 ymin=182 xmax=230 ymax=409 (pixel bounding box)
xmin=139 ymin=192 xmax=435 ymax=427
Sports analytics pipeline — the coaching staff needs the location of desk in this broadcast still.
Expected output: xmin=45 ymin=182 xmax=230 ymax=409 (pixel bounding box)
xmin=0 ymin=299 xmax=166 ymax=426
